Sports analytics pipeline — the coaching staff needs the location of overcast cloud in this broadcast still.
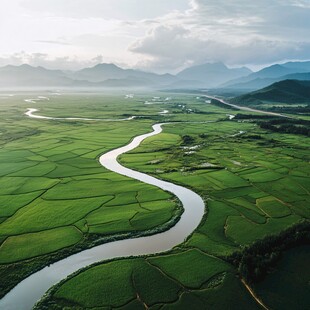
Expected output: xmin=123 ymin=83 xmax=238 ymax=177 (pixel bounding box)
xmin=0 ymin=0 xmax=309 ymax=72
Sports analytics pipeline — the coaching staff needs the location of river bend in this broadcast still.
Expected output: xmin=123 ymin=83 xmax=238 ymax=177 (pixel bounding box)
xmin=0 ymin=120 xmax=205 ymax=310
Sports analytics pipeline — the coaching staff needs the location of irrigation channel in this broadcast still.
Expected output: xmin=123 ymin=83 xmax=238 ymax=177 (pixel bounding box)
xmin=0 ymin=109 xmax=205 ymax=310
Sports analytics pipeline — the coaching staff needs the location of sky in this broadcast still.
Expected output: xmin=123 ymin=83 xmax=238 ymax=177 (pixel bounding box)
xmin=1 ymin=0 xmax=310 ymax=73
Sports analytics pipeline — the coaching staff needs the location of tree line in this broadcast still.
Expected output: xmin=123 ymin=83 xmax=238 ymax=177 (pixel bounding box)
xmin=234 ymin=114 xmax=310 ymax=136
xmin=226 ymin=221 xmax=310 ymax=284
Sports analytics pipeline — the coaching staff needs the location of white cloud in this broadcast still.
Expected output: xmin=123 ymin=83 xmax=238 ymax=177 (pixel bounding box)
xmin=130 ymin=24 xmax=310 ymax=72
xmin=0 ymin=52 xmax=115 ymax=70
xmin=1 ymin=0 xmax=310 ymax=72
xmin=129 ymin=0 xmax=310 ymax=71
xmin=20 ymin=0 xmax=189 ymax=20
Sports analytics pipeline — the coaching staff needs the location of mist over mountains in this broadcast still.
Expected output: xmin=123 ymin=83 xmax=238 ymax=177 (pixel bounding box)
xmin=0 ymin=61 xmax=310 ymax=91
xmin=221 ymin=61 xmax=310 ymax=91
xmin=176 ymin=62 xmax=251 ymax=88
xmin=0 ymin=62 xmax=251 ymax=89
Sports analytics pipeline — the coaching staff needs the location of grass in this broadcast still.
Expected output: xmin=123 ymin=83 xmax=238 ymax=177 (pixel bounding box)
xmin=131 ymin=262 xmax=181 ymax=306
xmin=256 ymin=196 xmax=291 ymax=217
xmin=54 ymin=259 xmax=137 ymax=307
xmin=0 ymin=191 xmax=43 ymax=217
xmin=0 ymin=161 xmax=39 ymax=176
xmin=163 ymin=272 xmax=261 ymax=310
xmin=42 ymin=179 xmax=121 ymax=199
xmin=228 ymin=202 xmax=267 ymax=224
xmin=148 ymin=249 xmax=231 ymax=289
xmin=87 ymin=200 xmax=178 ymax=235
xmin=226 ymin=215 xmax=302 ymax=244
xmin=53 ymin=258 xmax=182 ymax=308
xmin=0 ymin=226 xmax=82 ymax=263
xmin=185 ymin=232 xmax=236 ymax=256
xmin=198 ymin=200 xmax=239 ymax=245
xmin=0 ymin=176 xmax=59 ymax=195
xmin=0 ymin=196 xmax=112 ymax=235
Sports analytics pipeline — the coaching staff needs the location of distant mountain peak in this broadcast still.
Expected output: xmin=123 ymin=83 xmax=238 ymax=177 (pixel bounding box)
xmin=184 ymin=62 xmax=228 ymax=71
xmin=221 ymin=60 xmax=310 ymax=90
xmin=20 ymin=63 xmax=33 ymax=68
xmin=206 ymin=61 xmax=227 ymax=68
xmin=92 ymin=63 xmax=121 ymax=69
xmin=0 ymin=64 xmax=37 ymax=72
xmin=176 ymin=62 xmax=252 ymax=87
xmin=4 ymin=60 xmax=310 ymax=91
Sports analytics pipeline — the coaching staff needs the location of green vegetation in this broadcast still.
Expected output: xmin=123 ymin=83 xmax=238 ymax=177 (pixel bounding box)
xmin=1 ymin=91 xmax=309 ymax=308
xmin=255 ymin=245 xmax=310 ymax=310
xmin=266 ymin=104 xmax=310 ymax=115
xmin=231 ymin=79 xmax=310 ymax=106
xmin=234 ymin=113 xmax=310 ymax=136
xmin=227 ymin=221 xmax=310 ymax=283
xmin=210 ymin=98 xmax=238 ymax=110
xmin=259 ymin=118 xmax=310 ymax=136
xmin=0 ymin=226 xmax=82 ymax=263
xmin=54 ymin=258 xmax=182 ymax=308
xmin=148 ymin=250 xmax=231 ymax=289
xmin=36 ymin=251 xmax=258 ymax=310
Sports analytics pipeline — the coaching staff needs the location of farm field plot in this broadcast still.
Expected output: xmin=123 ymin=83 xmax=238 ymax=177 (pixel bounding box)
xmin=34 ymin=92 xmax=309 ymax=309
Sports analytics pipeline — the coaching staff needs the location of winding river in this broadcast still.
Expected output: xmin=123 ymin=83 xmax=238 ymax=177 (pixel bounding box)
xmin=25 ymin=108 xmax=136 ymax=121
xmin=0 ymin=111 xmax=205 ymax=310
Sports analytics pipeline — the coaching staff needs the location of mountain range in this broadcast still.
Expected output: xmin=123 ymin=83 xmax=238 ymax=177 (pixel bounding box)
xmin=0 ymin=62 xmax=252 ymax=89
xmin=176 ymin=62 xmax=251 ymax=88
xmin=221 ymin=61 xmax=310 ymax=91
xmin=1 ymin=60 xmax=310 ymax=90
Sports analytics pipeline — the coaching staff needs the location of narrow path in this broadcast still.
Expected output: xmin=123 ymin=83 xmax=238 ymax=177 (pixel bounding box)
xmin=0 ymin=121 xmax=205 ymax=310
xmin=241 ymin=279 xmax=270 ymax=310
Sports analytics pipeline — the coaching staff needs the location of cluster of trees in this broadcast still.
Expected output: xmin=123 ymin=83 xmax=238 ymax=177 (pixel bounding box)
xmin=230 ymin=97 xmax=263 ymax=106
xmin=233 ymin=114 xmax=310 ymax=136
xmin=226 ymin=221 xmax=310 ymax=284
xmin=259 ymin=118 xmax=310 ymax=126
xmin=260 ymin=122 xmax=310 ymax=136
xmin=267 ymin=105 xmax=310 ymax=115
xmin=181 ymin=135 xmax=195 ymax=145
xmin=234 ymin=114 xmax=273 ymax=120
xmin=259 ymin=118 xmax=310 ymax=136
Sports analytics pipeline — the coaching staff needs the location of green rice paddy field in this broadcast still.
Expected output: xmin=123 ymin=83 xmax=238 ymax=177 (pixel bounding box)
xmin=0 ymin=91 xmax=309 ymax=309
